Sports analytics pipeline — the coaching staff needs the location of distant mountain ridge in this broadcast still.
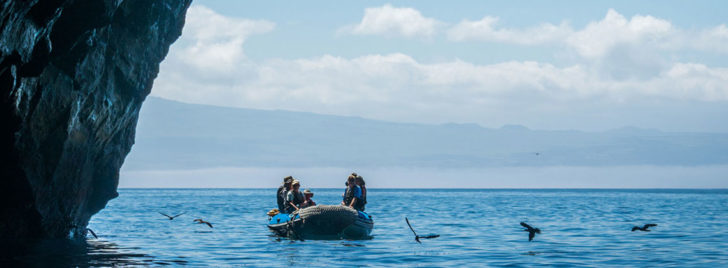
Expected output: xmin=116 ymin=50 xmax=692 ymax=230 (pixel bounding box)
xmin=122 ymin=97 xmax=728 ymax=170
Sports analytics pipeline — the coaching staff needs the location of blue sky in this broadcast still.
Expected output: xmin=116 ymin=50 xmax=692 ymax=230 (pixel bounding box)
xmin=151 ymin=1 xmax=728 ymax=132
xmin=199 ymin=0 xmax=728 ymax=65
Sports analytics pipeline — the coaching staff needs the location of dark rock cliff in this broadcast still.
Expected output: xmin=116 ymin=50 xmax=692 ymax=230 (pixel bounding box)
xmin=0 ymin=0 xmax=191 ymax=241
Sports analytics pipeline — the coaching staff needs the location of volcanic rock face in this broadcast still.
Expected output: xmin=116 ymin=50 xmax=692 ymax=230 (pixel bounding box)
xmin=0 ymin=0 xmax=191 ymax=240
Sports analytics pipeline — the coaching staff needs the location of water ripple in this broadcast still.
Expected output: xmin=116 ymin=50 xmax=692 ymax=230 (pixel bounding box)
xmin=21 ymin=188 xmax=721 ymax=266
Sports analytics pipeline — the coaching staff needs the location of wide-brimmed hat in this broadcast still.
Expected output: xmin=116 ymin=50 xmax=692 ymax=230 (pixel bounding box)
xmin=303 ymin=189 xmax=314 ymax=196
xmin=283 ymin=176 xmax=293 ymax=184
xmin=292 ymin=180 xmax=300 ymax=186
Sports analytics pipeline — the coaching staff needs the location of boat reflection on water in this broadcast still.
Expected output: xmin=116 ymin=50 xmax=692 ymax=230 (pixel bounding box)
xmin=0 ymin=239 xmax=182 ymax=267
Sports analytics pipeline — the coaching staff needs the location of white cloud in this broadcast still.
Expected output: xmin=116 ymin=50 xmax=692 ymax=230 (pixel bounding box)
xmin=447 ymin=9 xmax=677 ymax=59
xmin=172 ymin=5 xmax=275 ymax=72
xmin=345 ymin=4 xmax=441 ymax=38
xmin=153 ymin=6 xmax=728 ymax=131
xmin=566 ymin=9 xmax=674 ymax=58
xmin=693 ymin=24 xmax=728 ymax=53
xmin=659 ymin=63 xmax=728 ymax=100
xmin=157 ymin=51 xmax=728 ymax=115
xmin=343 ymin=6 xmax=728 ymax=66
xmin=447 ymin=9 xmax=728 ymax=61
xmin=448 ymin=16 xmax=572 ymax=45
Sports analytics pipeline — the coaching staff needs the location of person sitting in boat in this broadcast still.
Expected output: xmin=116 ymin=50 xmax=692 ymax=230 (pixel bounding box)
xmin=355 ymin=175 xmax=367 ymax=211
xmin=301 ymin=189 xmax=316 ymax=208
xmin=284 ymin=180 xmax=304 ymax=213
xmin=342 ymin=172 xmax=358 ymax=198
xmin=341 ymin=175 xmax=364 ymax=210
xmin=277 ymin=176 xmax=293 ymax=211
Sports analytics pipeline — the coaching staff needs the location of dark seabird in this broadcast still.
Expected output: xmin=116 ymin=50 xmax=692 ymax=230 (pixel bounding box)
xmin=405 ymin=217 xmax=439 ymax=243
xmin=86 ymin=228 xmax=98 ymax=239
xmin=194 ymin=218 xmax=214 ymax=228
xmin=520 ymin=222 xmax=541 ymax=241
xmin=159 ymin=212 xmax=185 ymax=220
xmin=632 ymin=223 xmax=657 ymax=232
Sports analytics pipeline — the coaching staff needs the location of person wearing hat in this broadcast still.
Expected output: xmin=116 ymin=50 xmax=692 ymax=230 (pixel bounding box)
xmin=277 ymin=176 xmax=293 ymax=211
xmin=284 ymin=180 xmax=304 ymax=213
xmin=301 ymin=189 xmax=317 ymax=208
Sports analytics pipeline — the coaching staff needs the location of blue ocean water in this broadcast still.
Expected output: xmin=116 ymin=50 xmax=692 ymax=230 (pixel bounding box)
xmin=28 ymin=189 xmax=728 ymax=266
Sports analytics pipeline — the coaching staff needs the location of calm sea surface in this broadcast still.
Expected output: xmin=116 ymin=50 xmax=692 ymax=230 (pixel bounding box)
xmin=14 ymin=189 xmax=728 ymax=266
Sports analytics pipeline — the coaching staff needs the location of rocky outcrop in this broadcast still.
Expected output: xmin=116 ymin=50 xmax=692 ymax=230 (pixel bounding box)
xmin=0 ymin=0 xmax=191 ymax=240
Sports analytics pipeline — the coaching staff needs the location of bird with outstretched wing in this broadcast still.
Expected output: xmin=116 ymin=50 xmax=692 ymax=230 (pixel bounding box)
xmin=632 ymin=223 xmax=657 ymax=232
xmin=194 ymin=218 xmax=214 ymax=228
xmin=159 ymin=212 xmax=186 ymax=220
xmin=86 ymin=228 xmax=98 ymax=239
xmin=406 ymin=217 xmax=439 ymax=243
xmin=520 ymin=222 xmax=541 ymax=241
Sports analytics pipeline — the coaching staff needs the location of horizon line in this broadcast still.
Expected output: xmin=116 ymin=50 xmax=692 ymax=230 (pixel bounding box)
xmin=117 ymin=187 xmax=728 ymax=190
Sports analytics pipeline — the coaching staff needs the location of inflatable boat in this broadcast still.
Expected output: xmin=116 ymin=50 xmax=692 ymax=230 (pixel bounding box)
xmin=268 ymin=205 xmax=373 ymax=240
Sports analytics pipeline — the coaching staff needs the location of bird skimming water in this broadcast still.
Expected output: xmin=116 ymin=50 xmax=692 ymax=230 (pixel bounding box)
xmin=194 ymin=218 xmax=214 ymax=228
xmin=632 ymin=224 xmax=657 ymax=232
xmin=86 ymin=228 xmax=98 ymax=239
xmin=405 ymin=217 xmax=439 ymax=243
xmin=520 ymin=222 xmax=541 ymax=241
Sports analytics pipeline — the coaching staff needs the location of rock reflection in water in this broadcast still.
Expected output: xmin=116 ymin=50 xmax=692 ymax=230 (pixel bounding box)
xmin=0 ymin=239 xmax=186 ymax=267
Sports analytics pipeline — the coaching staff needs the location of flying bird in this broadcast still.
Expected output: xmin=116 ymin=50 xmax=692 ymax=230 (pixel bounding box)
xmin=86 ymin=228 xmax=98 ymax=239
xmin=194 ymin=218 xmax=213 ymax=228
xmin=405 ymin=217 xmax=439 ymax=243
xmin=520 ymin=222 xmax=541 ymax=241
xmin=159 ymin=212 xmax=185 ymax=220
xmin=632 ymin=223 xmax=657 ymax=232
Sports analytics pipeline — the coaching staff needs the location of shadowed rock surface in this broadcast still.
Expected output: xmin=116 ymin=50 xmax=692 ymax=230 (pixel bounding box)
xmin=0 ymin=0 xmax=191 ymax=241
